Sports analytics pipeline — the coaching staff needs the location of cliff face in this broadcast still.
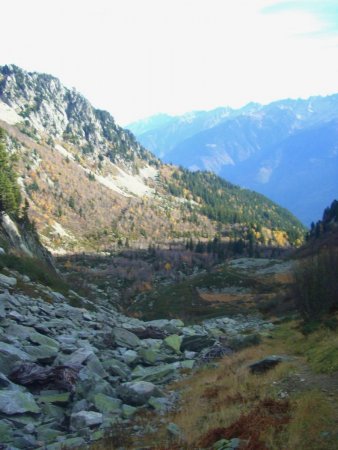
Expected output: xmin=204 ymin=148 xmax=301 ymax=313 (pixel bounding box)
xmin=0 ymin=213 xmax=55 ymax=269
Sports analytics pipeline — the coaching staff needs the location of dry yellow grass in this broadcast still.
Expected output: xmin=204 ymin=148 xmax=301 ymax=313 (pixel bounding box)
xmin=76 ymin=321 xmax=338 ymax=449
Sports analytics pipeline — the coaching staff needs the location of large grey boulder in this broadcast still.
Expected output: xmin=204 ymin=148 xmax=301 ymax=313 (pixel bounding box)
xmin=0 ymin=342 xmax=33 ymax=375
xmin=0 ymin=390 xmax=40 ymax=414
xmin=93 ymin=393 xmax=121 ymax=414
xmin=113 ymin=327 xmax=141 ymax=348
xmin=131 ymin=363 xmax=178 ymax=383
xmin=0 ymin=273 xmax=17 ymax=287
xmin=102 ymin=358 xmax=131 ymax=379
xmin=70 ymin=410 xmax=103 ymax=430
xmin=24 ymin=344 xmax=58 ymax=363
xmin=117 ymin=381 xmax=163 ymax=406
xmin=181 ymin=334 xmax=215 ymax=352
xmin=249 ymin=355 xmax=285 ymax=374
xmin=64 ymin=347 xmax=94 ymax=365
xmin=145 ymin=319 xmax=184 ymax=334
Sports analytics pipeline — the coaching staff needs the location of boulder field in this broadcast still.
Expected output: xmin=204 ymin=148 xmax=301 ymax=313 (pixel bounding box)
xmin=0 ymin=269 xmax=273 ymax=449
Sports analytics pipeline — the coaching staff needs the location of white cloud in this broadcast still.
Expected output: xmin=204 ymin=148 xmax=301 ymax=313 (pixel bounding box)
xmin=1 ymin=0 xmax=338 ymax=124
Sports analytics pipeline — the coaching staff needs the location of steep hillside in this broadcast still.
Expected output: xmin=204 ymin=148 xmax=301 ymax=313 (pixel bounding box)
xmin=0 ymin=65 xmax=304 ymax=252
xmin=130 ymin=96 xmax=338 ymax=225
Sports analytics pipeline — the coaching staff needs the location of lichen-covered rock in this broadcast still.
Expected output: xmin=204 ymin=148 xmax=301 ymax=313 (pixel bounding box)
xmin=163 ymin=334 xmax=183 ymax=354
xmin=93 ymin=393 xmax=121 ymax=414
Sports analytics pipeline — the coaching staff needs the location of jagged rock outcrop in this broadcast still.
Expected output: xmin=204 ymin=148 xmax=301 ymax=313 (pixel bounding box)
xmin=0 ymin=64 xmax=156 ymax=169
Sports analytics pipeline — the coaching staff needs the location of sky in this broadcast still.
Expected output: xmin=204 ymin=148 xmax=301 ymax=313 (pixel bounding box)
xmin=1 ymin=0 xmax=338 ymax=125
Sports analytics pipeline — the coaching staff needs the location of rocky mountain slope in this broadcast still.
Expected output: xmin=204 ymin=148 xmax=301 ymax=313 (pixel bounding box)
xmin=129 ymin=96 xmax=338 ymax=225
xmin=0 ymin=242 xmax=275 ymax=449
xmin=0 ymin=65 xmax=304 ymax=252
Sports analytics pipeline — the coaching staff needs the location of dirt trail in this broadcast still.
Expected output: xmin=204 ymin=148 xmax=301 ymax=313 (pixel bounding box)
xmin=276 ymin=357 xmax=338 ymax=412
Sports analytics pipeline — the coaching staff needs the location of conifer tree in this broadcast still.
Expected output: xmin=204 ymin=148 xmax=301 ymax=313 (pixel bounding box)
xmin=0 ymin=128 xmax=21 ymax=216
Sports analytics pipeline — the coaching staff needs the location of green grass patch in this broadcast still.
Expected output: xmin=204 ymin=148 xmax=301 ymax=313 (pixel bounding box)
xmin=273 ymin=321 xmax=338 ymax=374
xmin=0 ymin=253 xmax=69 ymax=294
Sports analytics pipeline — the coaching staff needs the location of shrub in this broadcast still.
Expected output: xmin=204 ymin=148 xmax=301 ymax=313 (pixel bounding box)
xmin=293 ymin=249 xmax=338 ymax=322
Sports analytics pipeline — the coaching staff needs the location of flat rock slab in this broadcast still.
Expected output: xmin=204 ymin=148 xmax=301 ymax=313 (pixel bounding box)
xmin=0 ymin=390 xmax=40 ymax=414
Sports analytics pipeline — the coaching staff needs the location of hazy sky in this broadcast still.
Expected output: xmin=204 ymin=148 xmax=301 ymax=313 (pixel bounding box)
xmin=1 ymin=0 xmax=338 ymax=124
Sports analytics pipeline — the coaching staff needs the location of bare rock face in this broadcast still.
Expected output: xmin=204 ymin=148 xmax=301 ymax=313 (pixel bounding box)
xmin=0 ymin=64 xmax=156 ymax=168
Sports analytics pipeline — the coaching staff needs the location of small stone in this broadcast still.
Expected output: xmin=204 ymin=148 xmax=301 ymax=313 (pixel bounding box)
xmin=167 ymin=422 xmax=182 ymax=437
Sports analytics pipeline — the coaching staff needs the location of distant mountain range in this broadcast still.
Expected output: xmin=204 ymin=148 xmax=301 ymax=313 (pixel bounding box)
xmin=128 ymin=96 xmax=338 ymax=225
xmin=0 ymin=65 xmax=304 ymax=252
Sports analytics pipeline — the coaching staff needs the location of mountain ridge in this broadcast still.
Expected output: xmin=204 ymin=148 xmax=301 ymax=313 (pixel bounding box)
xmin=129 ymin=95 xmax=338 ymax=224
xmin=0 ymin=64 xmax=305 ymax=252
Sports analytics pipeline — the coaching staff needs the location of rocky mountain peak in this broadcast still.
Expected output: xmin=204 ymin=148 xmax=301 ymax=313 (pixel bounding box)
xmin=0 ymin=64 xmax=157 ymax=170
